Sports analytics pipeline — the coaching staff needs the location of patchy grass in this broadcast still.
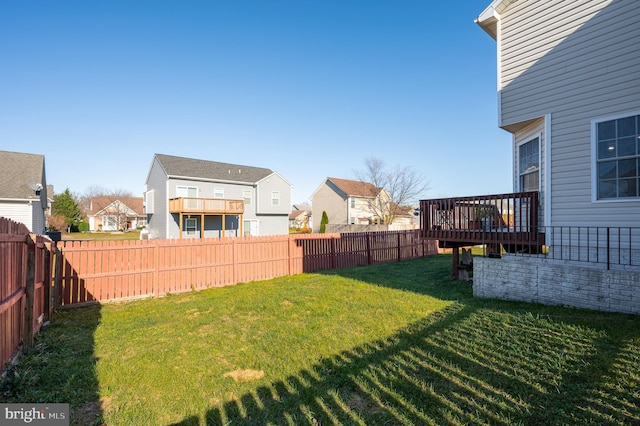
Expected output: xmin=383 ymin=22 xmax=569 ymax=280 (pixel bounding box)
xmin=2 ymin=255 xmax=639 ymax=425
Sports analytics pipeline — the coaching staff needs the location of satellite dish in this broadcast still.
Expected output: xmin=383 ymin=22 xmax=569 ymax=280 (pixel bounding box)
xmin=28 ymin=182 xmax=43 ymax=192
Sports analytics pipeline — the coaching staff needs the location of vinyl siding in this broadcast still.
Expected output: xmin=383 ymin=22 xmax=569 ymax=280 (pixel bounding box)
xmin=255 ymin=173 xmax=292 ymax=216
xmin=311 ymin=182 xmax=348 ymax=232
xmin=0 ymin=202 xmax=33 ymax=231
xmin=30 ymin=200 xmax=45 ymax=234
xmin=499 ymin=0 xmax=640 ymax=227
xmin=145 ymin=157 xmax=169 ymax=239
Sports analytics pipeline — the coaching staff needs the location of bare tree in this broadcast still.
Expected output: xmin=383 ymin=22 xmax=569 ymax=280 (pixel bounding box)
xmin=354 ymin=157 xmax=429 ymax=224
xmin=77 ymin=186 xmax=137 ymax=231
xmin=79 ymin=186 xmax=135 ymax=217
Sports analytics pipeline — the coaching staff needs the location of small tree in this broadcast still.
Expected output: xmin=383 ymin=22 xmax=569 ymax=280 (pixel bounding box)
xmin=47 ymin=214 xmax=68 ymax=232
xmin=319 ymin=211 xmax=329 ymax=233
xmin=51 ymin=188 xmax=83 ymax=232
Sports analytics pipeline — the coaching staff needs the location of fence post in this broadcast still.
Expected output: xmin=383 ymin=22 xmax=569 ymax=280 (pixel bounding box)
xmin=233 ymin=238 xmax=238 ymax=284
xmin=288 ymin=235 xmax=293 ymax=276
xmin=153 ymin=240 xmax=159 ymax=299
xmin=366 ymin=233 xmax=372 ymax=265
xmin=53 ymin=243 xmax=63 ymax=307
xmin=43 ymin=242 xmax=51 ymax=322
xmin=397 ymin=232 xmax=401 ymax=262
xmin=331 ymin=237 xmax=336 ymax=270
xmin=23 ymin=235 xmax=36 ymax=349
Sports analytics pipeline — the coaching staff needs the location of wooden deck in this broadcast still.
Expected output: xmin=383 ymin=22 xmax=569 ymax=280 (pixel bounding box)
xmin=420 ymin=191 xmax=545 ymax=255
xmin=169 ymin=197 xmax=244 ymax=215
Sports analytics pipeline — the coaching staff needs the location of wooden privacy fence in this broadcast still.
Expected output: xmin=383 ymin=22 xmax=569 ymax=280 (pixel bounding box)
xmin=0 ymin=218 xmax=52 ymax=368
xmin=55 ymin=230 xmax=439 ymax=306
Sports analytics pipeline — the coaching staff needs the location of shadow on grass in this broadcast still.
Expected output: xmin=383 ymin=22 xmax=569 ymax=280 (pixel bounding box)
xmin=196 ymin=301 xmax=639 ymax=425
xmin=172 ymin=256 xmax=640 ymax=425
xmin=0 ymin=304 xmax=103 ymax=426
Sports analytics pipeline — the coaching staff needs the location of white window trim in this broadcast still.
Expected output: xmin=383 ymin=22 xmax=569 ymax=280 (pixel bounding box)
xmin=243 ymin=190 xmax=252 ymax=205
xmin=271 ymin=191 xmax=280 ymax=206
xmin=185 ymin=217 xmax=197 ymax=236
xmin=591 ymin=109 xmax=640 ymax=203
xmin=176 ymin=185 xmax=198 ymax=197
xmin=243 ymin=219 xmax=259 ymax=236
xmin=516 ymin=133 xmax=542 ymax=192
xmin=102 ymin=215 xmax=117 ymax=231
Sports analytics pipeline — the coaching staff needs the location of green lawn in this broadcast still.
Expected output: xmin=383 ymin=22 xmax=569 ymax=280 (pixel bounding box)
xmin=62 ymin=231 xmax=141 ymax=241
xmin=2 ymin=255 xmax=639 ymax=425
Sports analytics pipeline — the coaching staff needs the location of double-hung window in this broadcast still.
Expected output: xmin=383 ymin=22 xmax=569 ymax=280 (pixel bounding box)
xmin=519 ymin=137 xmax=540 ymax=192
xmin=185 ymin=218 xmax=197 ymax=236
xmin=596 ymin=114 xmax=640 ymax=199
xmin=271 ymin=191 xmax=280 ymax=206
xmin=243 ymin=190 xmax=252 ymax=205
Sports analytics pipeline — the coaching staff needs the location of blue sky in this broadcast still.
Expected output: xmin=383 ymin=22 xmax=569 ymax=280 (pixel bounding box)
xmin=1 ymin=1 xmax=510 ymax=204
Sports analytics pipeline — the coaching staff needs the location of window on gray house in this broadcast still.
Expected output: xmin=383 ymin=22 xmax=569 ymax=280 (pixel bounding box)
xmin=243 ymin=190 xmax=252 ymax=205
xmin=271 ymin=191 xmax=280 ymax=206
xmin=519 ymin=137 xmax=540 ymax=192
xmin=185 ymin=218 xmax=197 ymax=236
xmin=597 ymin=114 xmax=639 ymax=199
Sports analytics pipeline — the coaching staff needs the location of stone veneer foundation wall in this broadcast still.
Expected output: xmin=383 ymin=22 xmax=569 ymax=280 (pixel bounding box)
xmin=473 ymin=255 xmax=640 ymax=315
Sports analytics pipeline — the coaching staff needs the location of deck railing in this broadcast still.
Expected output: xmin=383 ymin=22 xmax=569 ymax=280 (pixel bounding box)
xmin=420 ymin=191 xmax=544 ymax=253
xmin=169 ymin=197 xmax=244 ymax=214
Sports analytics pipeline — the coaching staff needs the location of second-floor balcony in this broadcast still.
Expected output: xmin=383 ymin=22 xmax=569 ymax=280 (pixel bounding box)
xmin=420 ymin=191 xmax=545 ymax=254
xmin=169 ymin=197 xmax=244 ymax=215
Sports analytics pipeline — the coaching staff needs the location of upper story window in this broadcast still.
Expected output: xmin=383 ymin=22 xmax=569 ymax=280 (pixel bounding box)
xmin=176 ymin=186 xmax=198 ymax=209
xmin=596 ymin=114 xmax=639 ymax=199
xmin=213 ymin=187 xmax=224 ymax=198
xmin=176 ymin=186 xmax=198 ymax=198
xmin=519 ymin=137 xmax=540 ymax=192
xmin=350 ymin=197 xmax=355 ymax=208
xmin=243 ymin=190 xmax=252 ymax=205
xmin=271 ymin=191 xmax=280 ymax=206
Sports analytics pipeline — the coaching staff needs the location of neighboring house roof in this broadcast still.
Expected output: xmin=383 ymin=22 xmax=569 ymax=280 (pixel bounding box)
xmin=326 ymin=177 xmax=382 ymax=198
xmin=292 ymin=203 xmax=312 ymax=212
xmin=86 ymin=196 xmax=144 ymax=216
xmin=289 ymin=210 xmax=306 ymax=220
xmin=0 ymin=150 xmax=46 ymax=199
xmin=153 ymin=153 xmax=274 ymax=184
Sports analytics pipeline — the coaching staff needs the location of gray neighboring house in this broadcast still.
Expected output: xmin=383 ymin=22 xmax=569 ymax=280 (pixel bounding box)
xmin=476 ymin=0 xmax=640 ymax=229
xmin=144 ymin=154 xmax=292 ymax=239
xmin=310 ymin=177 xmax=388 ymax=233
xmin=0 ymin=150 xmax=48 ymax=234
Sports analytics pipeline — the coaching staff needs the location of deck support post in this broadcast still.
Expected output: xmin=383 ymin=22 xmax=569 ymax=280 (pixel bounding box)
xmin=452 ymin=247 xmax=459 ymax=280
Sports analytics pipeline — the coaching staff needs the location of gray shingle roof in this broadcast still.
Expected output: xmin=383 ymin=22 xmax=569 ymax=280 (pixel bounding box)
xmin=0 ymin=150 xmax=46 ymax=199
xmin=155 ymin=154 xmax=274 ymax=183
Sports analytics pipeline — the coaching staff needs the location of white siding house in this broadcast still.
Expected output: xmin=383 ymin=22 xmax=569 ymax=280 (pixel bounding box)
xmin=145 ymin=154 xmax=292 ymax=239
xmin=0 ymin=150 xmax=48 ymax=234
xmin=476 ymin=0 xmax=640 ymax=228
